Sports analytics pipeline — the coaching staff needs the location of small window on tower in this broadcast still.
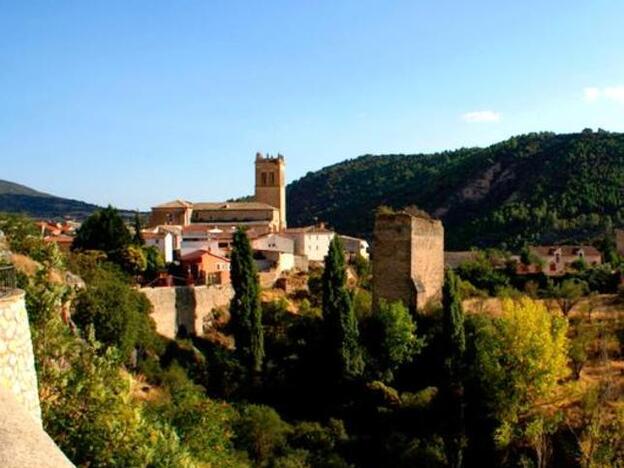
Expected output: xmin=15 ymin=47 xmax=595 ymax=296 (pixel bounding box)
xmin=269 ymin=172 xmax=275 ymax=185
xmin=261 ymin=173 xmax=268 ymax=185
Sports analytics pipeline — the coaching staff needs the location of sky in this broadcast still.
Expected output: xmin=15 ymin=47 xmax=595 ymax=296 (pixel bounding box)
xmin=1 ymin=0 xmax=624 ymax=209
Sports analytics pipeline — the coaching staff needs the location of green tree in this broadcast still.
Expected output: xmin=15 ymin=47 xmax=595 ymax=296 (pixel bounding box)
xmin=441 ymin=268 xmax=467 ymax=468
xmin=229 ymin=228 xmax=264 ymax=374
xmin=120 ymin=244 xmax=147 ymax=277
xmin=234 ymin=404 xmax=291 ymax=465
xmin=322 ymin=236 xmax=363 ymax=380
xmin=550 ymin=279 xmax=588 ymax=316
xmin=144 ymin=245 xmax=165 ymax=280
xmin=72 ymin=269 xmax=159 ymax=362
xmin=365 ymin=300 xmax=422 ymax=382
xmin=72 ymin=206 xmax=132 ymax=257
xmin=133 ymin=210 xmax=144 ymax=245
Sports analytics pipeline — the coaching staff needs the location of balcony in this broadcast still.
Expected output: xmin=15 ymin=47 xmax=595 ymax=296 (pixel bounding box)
xmin=0 ymin=265 xmax=16 ymax=297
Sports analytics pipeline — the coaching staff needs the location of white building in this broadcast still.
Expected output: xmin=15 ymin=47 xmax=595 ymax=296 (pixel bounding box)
xmin=180 ymin=226 xmax=227 ymax=257
xmin=252 ymin=233 xmax=296 ymax=272
xmin=143 ymin=230 xmax=174 ymax=263
xmin=283 ymin=225 xmax=335 ymax=262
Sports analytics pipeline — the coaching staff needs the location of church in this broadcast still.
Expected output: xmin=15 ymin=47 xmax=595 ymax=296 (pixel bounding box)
xmin=148 ymin=153 xmax=287 ymax=235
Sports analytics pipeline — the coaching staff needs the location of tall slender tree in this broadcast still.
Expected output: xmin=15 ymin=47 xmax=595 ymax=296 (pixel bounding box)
xmin=229 ymin=228 xmax=264 ymax=374
xmin=322 ymin=236 xmax=363 ymax=381
xmin=133 ymin=211 xmax=144 ymax=245
xmin=442 ymin=268 xmax=467 ymax=468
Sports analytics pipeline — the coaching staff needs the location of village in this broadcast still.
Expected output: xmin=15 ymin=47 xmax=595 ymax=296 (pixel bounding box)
xmin=29 ymin=152 xmax=624 ymax=342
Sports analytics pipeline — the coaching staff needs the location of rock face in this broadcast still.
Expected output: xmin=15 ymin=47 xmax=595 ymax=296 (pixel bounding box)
xmin=0 ymin=289 xmax=41 ymax=423
xmin=372 ymin=211 xmax=444 ymax=311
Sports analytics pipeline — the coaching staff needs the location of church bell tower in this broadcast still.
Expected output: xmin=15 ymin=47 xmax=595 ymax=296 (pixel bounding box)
xmin=254 ymin=152 xmax=286 ymax=230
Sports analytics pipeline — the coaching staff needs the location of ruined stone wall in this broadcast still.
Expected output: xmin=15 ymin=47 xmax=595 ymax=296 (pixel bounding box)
xmin=141 ymin=285 xmax=233 ymax=339
xmin=372 ymin=213 xmax=414 ymax=309
xmin=372 ymin=212 xmax=444 ymax=311
xmin=410 ymin=217 xmax=444 ymax=309
xmin=0 ymin=290 xmax=41 ymax=424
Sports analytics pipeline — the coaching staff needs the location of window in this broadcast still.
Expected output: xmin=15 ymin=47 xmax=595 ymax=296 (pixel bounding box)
xmin=261 ymin=173 xmax=268 ymax=185
xmin=269 ymin=172 xmax=275 ymax=185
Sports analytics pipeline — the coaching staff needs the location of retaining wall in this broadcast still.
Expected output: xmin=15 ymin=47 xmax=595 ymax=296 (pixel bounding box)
xmin=141 ymin=285 xmax=233 ymax=339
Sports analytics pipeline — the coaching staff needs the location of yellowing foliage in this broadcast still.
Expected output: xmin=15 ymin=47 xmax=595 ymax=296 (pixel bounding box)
xmin=476 ymin=297 xmax=570 ymax=447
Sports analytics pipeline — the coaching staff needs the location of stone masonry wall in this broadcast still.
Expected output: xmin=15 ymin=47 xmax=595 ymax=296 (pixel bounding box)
xmin=372 ymin=213 xmax=414 ymax=309
xmin=372 ymin=212 xmax=444 ymax=311
xmin=411 ymin=216 xmax=444 ymax=309
xmin=0 ymin=290 xmax=42 ymax=424
xmin=141 ymin=285 xmax=233 ymax=339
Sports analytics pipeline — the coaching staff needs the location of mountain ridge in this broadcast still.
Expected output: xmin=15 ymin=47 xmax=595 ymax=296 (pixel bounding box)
xmin=286 ymin=130 xmax=624 ymax=249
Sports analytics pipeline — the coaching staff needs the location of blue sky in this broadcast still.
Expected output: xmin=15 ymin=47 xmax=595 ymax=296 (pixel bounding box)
xmin=1 ymin=1 xmax=624 ymax=209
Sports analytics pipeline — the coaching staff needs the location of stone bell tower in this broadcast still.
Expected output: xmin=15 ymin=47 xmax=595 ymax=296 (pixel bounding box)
xmin=255 ymin=152 xmax=286 ymax=230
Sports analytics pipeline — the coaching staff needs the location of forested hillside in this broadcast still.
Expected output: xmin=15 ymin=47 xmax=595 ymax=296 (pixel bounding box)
xmin=287 ymin=130 xmax=624 ymax=249
xmin=0 ymin=180 xmax=137 ymax=220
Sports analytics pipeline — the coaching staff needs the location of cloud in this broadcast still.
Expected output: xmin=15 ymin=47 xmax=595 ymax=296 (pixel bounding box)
xmin=584 ymin=85 xmax=624 ymax=104
xmin=461 ymin=110 xmax=501 ymax=123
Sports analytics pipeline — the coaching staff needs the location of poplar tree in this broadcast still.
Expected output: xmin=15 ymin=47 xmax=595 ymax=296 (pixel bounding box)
xmin=322 ymin=236 xmax=363 ymax=380
xmin=229 ymin=228 xmax=264 ymax=374
xmin=442 ymin=268 xmax=467 ymax=468
xmin=133 ymin=211 xmax=144 ymax=245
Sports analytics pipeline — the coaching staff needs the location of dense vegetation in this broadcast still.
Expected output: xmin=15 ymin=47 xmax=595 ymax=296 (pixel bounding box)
xmin=287 ymin=129 xmax=624 ymax=249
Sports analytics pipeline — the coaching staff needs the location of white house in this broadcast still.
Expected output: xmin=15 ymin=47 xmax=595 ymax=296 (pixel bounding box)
xmin=252 ymin=233 xmax=294 ymax=254
xmin=143 ymin=230 xmax=174 ymax=263
xmin=180 ymin=226 xmax=226 ymax=257
xmin=283 ymin=225 xmax=335 ymax=262
xmin=252 ymin=233 xmax=296 ymax=272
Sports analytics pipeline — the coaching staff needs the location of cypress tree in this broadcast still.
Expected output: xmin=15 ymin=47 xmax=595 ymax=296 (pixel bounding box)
xmin=133 ymin=211 xmax=144 ymax=245
xmin=322 ymin=236 xmax=363 ymax=380
xmin=229 ymin=228 xmax=264 ymax=374
xmin=442 ymin=268 xmax=466 ymax=468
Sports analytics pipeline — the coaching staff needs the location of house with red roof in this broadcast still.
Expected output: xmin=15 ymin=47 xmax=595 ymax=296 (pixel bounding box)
xmin=180 ymin=250 xmax=231 ymax=286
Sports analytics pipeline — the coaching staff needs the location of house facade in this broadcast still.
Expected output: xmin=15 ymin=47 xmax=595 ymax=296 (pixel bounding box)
xmin=517 ymin=245 xmax=602 ymax=276
xmin=252 ymin=233 xmax=296 ymax=273
xmin=283 ymin=225 xmax=335 ymax=262
xmin=180 ymin=250 xmax=231 ymax=286
xmin=143 ymin=230 xmax=174 ymax=263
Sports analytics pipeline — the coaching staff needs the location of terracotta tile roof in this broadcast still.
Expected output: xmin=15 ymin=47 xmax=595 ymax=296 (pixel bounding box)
xmin=530 ymin=245 xmax=601 ymax=257
xmin=181 ymin=249 xmax=230 ymax=262
xmin=44 ymin=235 xmax=73 ymax=244
xmin=142 ymin=231 xmax=167 ymax=240
xmin=192 ymin=202 xmax=277 ymax=211
xmin=283 ymin=225 xmax=334 ymax=234
xmin=153 ymin=200 xmax=193 ymax=209
xmin=444 ymin=251 xmax=480 ymax=269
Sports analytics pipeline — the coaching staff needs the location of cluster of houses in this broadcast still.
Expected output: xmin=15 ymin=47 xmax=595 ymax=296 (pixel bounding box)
xmin=142 ymin=154 xmax=369 ymax=287
xmin=37 ymin=220 xmax=79 ymax=251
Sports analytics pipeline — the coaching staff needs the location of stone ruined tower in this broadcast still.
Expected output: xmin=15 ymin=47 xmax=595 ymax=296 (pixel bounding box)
xmin=372 ymin=209 xmax=444 ymax=312
xmin=255 ymin=152 xmax=286 ymax=230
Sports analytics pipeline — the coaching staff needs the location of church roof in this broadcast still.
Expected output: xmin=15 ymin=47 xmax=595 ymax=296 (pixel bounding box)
xmin=192 ymin=202 xmax=277 ymax=211
xmin=153 ymin=199 xmax=193 ymax=209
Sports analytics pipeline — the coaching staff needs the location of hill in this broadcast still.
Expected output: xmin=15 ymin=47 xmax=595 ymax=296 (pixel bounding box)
xmin=287 ymin=130 xmax=624 ymax=249
xmin=0 ymin=179 xmax=115 ymax=219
